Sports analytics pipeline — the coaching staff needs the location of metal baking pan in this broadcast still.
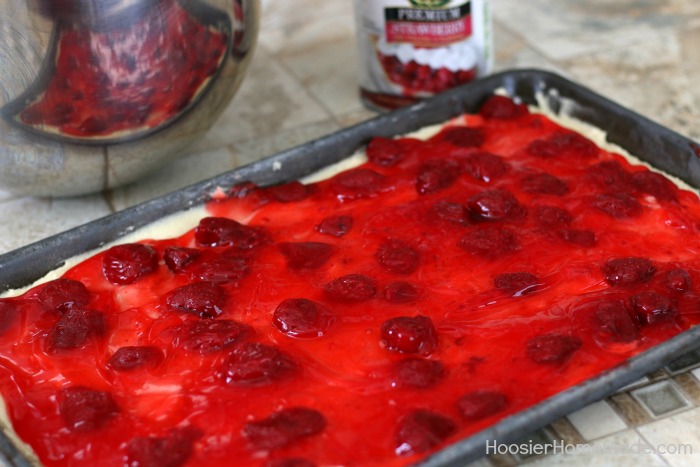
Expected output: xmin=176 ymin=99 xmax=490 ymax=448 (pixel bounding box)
xmin=1 ymin=68 xmax=700 ymax=466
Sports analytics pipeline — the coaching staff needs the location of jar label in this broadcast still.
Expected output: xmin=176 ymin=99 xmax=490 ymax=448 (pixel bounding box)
xmin=385 ymin=2 xmax=472 ymax=47
xmin=353 ymin=0 xmax=492 ymax=108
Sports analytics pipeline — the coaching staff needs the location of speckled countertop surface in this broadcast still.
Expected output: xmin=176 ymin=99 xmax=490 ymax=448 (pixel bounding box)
xmin=1 ymin=0 xmax=700 ymax=466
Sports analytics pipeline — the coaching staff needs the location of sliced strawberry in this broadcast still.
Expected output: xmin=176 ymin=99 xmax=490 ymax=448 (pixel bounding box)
xmin=218 ymin=343 xmax=298 ymax=386
xmin=457 ymin=390 xmax=508 ymax=420
xmin=394 ymin=409 xmax=456 ymax=456
xmin=526 ymin=334 xmax=581 ymax=365
xmin=381 ymin=315 xmax=438 ymax=355
xmin=37 ymin=278 xmax=91 ymax=313
xmin=107 ymin=346 xmax=164 ymax=371
xmin=102 ymin=244 xmax=158 ymax=285
xmin=243 ymin=407 xmax=326 ymax=450
xmin=393 ymin=358 xmax=445 ymax=389
xmin=278 ymin=242 xmax=334 ymax=270
xmin=602 ymin=257 xmax=656 ymax=287
xmin=127 ymin=426 xmax=203 ymax=467
xmin=59 ymin=386 xmax=118 ymax=431
xmin=165 ymin=281 xmax=226 ymax=318
xmin=324 ymin=274 xmax=377 ymax=302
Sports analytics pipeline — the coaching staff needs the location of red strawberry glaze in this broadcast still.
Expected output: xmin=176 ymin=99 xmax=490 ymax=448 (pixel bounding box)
xmin=2 ymin=97 xmax=700 ymax=466
xmin=17 ymin=0 xmax=228 ymax=139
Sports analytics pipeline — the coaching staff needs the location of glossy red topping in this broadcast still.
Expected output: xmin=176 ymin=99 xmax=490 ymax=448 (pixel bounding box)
xmin=416 ymin=159 xmax=459 ymax=195
xmin=394 ymin=409 xmax=456 ymax=456
xmin=46 ymin=306 xmax=107 ymax=352
xmin=457 ymin=390 xmax=508 ymax=421
xmin=107 ymin=346 xmax=164 ymax=371
xmin=393 ymin=358 xmax=445 ymax=389
xmin=272 ymin=299 xmax=335 ymax=338
xmin=315 ymin=215 xmax=353 ymax=237
xmin=37 ymin=278 xmax=91 ymax=313
xmin=217 ymin=342 xmax=298 ymax=386
xmin=324 ymin=274 xmax=377 ymax=302
xmin=243 ymin=407 xmax=326 ymax=450
xmin=59 ymin=387 xmax=118 ymax=432
xmin=176 ymin=319 xmax=254 ymax=354
xmin=381 ymin=316 xmax=438 ymax=355
xmin=278 ymin=242 xmax=334 ymax=270
xmin=14 ymin=0 xmax=228 ymax=140
xmin=165 ymin=281 xmax=226 ymax=318
xmin=526 ymin=334 xmax=582 ymax=365
xmin=127 ymin=426 xmax=202 ymax=467
xmin=102 ymin=244 xmax=158 ymax=285
xmin=375 ymin=239 xmax=420 ymax=275
xmin=4 ymin=96 xmax=700 ymax=467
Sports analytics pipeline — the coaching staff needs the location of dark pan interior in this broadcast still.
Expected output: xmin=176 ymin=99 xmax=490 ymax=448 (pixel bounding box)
xmin=0 ymin=69 xmax=698 ymax=466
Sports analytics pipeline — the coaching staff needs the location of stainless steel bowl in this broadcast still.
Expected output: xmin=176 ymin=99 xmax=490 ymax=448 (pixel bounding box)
xmin=0 ymin=0 xmax=259 ymax=196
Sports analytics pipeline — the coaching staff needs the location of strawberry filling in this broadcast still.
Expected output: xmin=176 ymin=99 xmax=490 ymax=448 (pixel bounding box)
xmin=2 ymin=96 xmax=700 ymax=466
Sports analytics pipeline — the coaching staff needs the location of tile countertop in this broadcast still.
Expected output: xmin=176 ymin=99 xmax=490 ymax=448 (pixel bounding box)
xmin=1 ymin=0 xmax=700 ymax=466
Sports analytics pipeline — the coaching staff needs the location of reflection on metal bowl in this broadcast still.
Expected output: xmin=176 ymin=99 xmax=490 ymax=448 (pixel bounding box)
xmin=0 ymin=0 xmax=259 ymax=196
